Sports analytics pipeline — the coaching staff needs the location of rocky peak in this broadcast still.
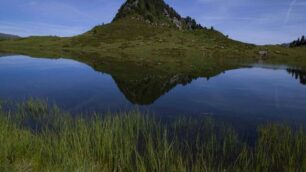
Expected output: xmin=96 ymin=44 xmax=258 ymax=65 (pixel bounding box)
xmin=113 ymin=0 xmax=203 ymax=30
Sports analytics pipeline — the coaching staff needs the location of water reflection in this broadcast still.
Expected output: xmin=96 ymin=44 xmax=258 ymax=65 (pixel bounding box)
xmin=0 ymin=55 xmax=306 ymax=124
xmin=113 ymin=74 xmax=196 ymax=105
xmin=287 ymin=68 xmax=306 ymax=85
xmin=112 ymin=68 xmax=306 ymax=105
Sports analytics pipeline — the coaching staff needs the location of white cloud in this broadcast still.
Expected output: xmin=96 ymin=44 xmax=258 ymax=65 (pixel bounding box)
xmin=285 ymin=0 xmax=298 ymax=24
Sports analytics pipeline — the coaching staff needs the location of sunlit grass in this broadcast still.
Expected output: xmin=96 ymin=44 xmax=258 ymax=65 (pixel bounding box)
xmin=0 ymin=100 xmax=306 ymax=171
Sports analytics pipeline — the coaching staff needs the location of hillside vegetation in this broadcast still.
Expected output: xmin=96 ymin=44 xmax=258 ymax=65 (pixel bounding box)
xmin=0 ymin=33 xmax=20 ymax=40
xmin=290 ymin=35 xmax=306 ymax=47
xmin=113 ymin=0 xmax=203 ymax=29
xmin=0 ymin=0 xmax=305 ymax=69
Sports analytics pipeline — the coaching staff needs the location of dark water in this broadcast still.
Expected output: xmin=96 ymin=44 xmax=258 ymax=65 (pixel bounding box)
xmin=1 ymin=55 xmax=306 ymax=126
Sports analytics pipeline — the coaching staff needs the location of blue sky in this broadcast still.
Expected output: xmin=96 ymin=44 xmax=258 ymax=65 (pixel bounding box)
xmin=0 ymin=0 xmax=305 ymax=45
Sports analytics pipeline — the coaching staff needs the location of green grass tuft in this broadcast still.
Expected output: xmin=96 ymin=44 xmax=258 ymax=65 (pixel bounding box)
xmin=0 ymin=100 xmax=306 ymax=171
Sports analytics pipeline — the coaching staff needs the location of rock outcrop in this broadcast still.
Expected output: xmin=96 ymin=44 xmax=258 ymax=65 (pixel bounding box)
xmin=113 ymin=0 xmax=203 ymax=30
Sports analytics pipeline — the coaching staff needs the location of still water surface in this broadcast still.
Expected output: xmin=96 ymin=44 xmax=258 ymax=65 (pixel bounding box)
xmin=1 ymin=55 xmax=306 ymax=126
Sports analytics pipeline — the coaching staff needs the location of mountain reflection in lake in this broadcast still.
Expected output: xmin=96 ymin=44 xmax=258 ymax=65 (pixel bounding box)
xmin=1 ymin=55 xmax=306 ymax=126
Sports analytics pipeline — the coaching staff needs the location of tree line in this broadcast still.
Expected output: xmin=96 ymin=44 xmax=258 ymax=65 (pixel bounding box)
xmin=290 ymin=35 xmax=306 ymax=47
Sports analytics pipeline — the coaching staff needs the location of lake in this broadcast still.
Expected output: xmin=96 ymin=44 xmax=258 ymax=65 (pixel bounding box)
xmin=1 ymin=55 xmax=306 ymax=127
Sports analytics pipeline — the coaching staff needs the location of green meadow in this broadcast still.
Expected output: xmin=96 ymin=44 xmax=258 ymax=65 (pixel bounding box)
xmin=1 ymin=18 xmax=306 ymax=73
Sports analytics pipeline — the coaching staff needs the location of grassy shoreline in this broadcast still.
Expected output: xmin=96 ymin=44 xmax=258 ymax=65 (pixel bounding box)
xmin=1 ymin=100 xmax=306 ymax=171
xmin=1 ymin=19 xmax=306 ymax=71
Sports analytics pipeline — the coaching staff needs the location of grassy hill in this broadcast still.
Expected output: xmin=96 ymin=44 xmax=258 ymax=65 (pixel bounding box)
xmin=0 ymin=33 xmax=20 ymax=40
xmin=0 ymin=0 xmax=305 ymax=70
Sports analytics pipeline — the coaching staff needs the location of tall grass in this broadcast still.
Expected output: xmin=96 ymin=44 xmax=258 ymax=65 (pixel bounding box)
xmin=0 ymin=100 xmax=306 ymax=171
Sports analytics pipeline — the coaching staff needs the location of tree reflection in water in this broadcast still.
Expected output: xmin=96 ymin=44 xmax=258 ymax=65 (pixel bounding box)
xmin=287 ymin=68 xmax=306 ymax=85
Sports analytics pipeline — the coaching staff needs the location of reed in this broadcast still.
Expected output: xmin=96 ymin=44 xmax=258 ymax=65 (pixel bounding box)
xmin=0 ymin=100 xmax=305 ymax=171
